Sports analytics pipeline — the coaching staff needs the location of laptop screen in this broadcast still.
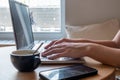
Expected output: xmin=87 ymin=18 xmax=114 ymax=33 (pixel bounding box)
xmin=9 ymin=0 xmax=34 ymax=50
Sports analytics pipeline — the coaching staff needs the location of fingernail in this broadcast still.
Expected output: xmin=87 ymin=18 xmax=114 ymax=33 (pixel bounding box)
xmin=41 ymin=53 xmax=46 ymax=57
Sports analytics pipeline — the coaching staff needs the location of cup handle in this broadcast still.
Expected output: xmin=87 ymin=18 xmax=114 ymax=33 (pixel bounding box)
xmin=34 ymin=56 xmax=41 ymax=69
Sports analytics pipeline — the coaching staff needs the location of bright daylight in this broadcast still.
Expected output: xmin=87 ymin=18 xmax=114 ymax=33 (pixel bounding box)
xmin=0 ymin=0 xmax=61 ymax=32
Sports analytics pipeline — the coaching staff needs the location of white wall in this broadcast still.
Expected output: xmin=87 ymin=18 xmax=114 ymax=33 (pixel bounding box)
xmin=65 ymin=0 xmax=120 ymax=25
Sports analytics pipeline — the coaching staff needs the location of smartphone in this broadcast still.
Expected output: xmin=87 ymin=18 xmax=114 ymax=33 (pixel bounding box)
xmin=39 ymin=64 xmax=98 ymax=80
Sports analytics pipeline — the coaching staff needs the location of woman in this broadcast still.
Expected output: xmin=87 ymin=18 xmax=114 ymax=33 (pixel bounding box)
xmin=42 ymin=30 xmax=120 ymax=67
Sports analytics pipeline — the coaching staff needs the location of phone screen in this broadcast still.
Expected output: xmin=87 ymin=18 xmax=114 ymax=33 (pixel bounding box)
xmin=39 ymin=64 xmax=98 ymax=80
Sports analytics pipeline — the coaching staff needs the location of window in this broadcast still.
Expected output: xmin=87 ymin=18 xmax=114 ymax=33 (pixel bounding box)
xmin=0 ymin=0 xmax=66 ymax=40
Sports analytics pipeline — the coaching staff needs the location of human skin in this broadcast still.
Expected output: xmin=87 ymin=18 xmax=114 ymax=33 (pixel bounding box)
xmin=42 ymin=30 xmax=120 ymax=67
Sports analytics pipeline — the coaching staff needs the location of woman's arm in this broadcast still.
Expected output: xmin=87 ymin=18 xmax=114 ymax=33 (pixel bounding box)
xmin=113 ymin=30 xmax=120 ymax=48
xmin=63 ymin=38 xmax=119 ymax=48
xmin=87 ymin=43 xmax=120 ymax=67
xmin=43 ymin=30 xmax=120 ymax=67
xmin=45 ymin=38 xmax=119 ymax=49
xmin=43 ymin=42 xmax=120 ymax=67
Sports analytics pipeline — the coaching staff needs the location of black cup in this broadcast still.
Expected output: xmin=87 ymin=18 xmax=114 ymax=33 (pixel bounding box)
xmin=10 ymin=50 xmax=41 ymax=72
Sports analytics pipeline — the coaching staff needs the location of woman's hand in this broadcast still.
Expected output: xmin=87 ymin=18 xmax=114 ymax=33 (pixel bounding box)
xmin=42 ymin=42 xmax=91 ymax=60
xmin=45 ymin=38 xmax=93 ymax=49
xmin=45 ymin=38 xmax=71 ymax=49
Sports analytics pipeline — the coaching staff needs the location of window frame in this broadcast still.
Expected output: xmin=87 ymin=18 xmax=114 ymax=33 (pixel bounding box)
xmin=0 ymin=0 xmax=66 ymax=40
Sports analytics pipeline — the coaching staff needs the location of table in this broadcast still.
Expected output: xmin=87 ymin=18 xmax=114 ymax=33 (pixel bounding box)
xmin=0 ymin=46 xmax=115 ymax=80
xmin=0 ymin=44 xmax=15 ymax=47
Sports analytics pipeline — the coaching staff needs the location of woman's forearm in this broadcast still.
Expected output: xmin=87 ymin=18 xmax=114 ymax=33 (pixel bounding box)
xmin=67 ymin=38 xmax=119 ymax=48
xmin=86 ymin=43 xmax=120 ymax=67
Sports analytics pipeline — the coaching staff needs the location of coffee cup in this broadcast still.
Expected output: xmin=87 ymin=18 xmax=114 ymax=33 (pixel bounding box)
xmin=10 ymin=50 xmax=41 ymax=72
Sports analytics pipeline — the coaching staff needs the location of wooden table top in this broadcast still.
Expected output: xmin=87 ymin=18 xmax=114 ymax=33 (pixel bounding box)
xmin=0 ymin=46 xmax=116 ymax=80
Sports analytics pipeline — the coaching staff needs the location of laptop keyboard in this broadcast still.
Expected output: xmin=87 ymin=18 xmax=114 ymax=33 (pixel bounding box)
xmin=38 ymin=41 xmax=85 ymax=64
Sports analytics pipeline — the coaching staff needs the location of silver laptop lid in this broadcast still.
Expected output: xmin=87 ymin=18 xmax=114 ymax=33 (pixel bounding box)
xmin=9 ymin=0 xmax=34 ymax=50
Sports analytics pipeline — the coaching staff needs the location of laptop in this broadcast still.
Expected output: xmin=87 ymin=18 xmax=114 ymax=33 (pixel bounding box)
xmin=9 ymin=0 xmax=85 ymax=64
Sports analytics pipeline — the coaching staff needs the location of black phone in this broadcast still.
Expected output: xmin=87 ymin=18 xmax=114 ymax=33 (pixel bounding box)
xmin=39 ymin=64 xmax=98 ymax=80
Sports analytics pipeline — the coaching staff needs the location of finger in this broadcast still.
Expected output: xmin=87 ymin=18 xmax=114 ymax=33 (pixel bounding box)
xmin=48 ymin=53 xmax=64 ymax=60
xmin=45 ymin=38 xmax=68 ymax=49
xmin=42 ymin=48 xmax=65 ymax=57
xmin=47 ymin=50 xmax=69 ymax=60
xmin=54 ymin=39 xmax=64 ymax=44
xmin=54 ymin=38 xmax=68 ymax=44
xmin=45 ymin=40 xmax=57 ymax=49
xmin=44 ymin=44 xmax=64 ymax=53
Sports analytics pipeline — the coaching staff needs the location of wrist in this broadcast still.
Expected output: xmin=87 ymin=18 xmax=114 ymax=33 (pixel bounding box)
xmin=85 ymin=43 xmax=99 ymax=57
